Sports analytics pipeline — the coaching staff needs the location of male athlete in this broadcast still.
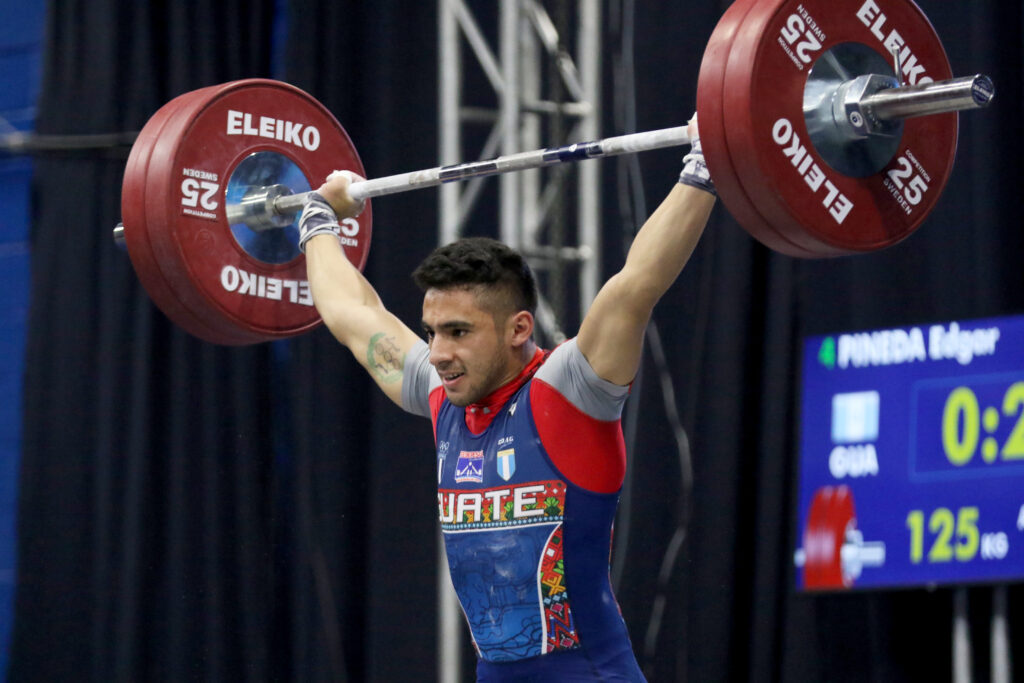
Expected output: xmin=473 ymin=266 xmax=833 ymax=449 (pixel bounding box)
xmin=298 ymin=118 xmax=715 ymax=681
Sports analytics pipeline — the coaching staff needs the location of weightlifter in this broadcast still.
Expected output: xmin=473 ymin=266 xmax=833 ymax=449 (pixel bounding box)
xmin=297 ymin=117 xmax=715 ymax=681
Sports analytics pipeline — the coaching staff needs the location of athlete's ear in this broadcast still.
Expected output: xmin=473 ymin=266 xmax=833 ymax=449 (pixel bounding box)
xmin=508 ymin=310 xmax=534 ymax=347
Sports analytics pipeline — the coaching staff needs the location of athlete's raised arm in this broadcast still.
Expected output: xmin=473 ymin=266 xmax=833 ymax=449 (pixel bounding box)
xmin=300 ymin=172 xmax=422 ymax=406
xmin=577 ymin=117 xmax=716 ymax=386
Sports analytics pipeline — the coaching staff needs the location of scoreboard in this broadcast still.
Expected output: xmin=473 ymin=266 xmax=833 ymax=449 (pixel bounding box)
xmin=795 ymin=314 xmax=1024 ymax=590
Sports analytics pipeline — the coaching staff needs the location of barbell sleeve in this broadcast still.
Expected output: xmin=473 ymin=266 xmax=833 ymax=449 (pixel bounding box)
xmin=863 ymin=74 xmax=994 ymax=121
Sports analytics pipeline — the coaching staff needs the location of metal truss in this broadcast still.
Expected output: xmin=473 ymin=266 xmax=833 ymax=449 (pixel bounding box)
xmin=438 ymin=0 xmax=602 ymax=344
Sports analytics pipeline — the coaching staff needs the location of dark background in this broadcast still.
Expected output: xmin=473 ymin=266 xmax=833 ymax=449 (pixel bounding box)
xmin=8 ymin=0 xmax=1024 ymax=681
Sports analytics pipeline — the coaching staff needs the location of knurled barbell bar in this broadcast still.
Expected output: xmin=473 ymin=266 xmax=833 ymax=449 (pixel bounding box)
xmin=115 ymin=0 xmax=995 ymax=345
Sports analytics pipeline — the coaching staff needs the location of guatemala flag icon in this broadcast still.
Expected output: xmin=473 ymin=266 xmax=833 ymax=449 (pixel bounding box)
xmin=497 ymin=448 xmax=516 ymax=481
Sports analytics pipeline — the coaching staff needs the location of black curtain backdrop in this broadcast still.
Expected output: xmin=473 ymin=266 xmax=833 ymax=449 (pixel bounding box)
xmin=9 ymin=0 xmax=1024 ymax=681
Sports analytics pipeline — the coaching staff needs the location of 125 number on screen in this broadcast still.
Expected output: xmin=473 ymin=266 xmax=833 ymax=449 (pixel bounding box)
xmin=907 ymin=506 xmax=1009 ymax=564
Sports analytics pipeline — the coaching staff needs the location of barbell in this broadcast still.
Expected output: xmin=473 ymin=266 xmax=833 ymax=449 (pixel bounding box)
xmin=794 ymin=485 xmax=886 ymax=590
xmin=116 ymin=0 xmax=995 ymax=345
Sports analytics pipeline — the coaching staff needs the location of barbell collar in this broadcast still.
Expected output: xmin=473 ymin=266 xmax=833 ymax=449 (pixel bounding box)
xmin=225 ymin=184 xmax=295 ymax=231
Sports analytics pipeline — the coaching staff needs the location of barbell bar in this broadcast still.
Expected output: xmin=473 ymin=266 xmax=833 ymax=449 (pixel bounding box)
xmin=265 ymin=126 xmax=692 ymax=223
xmin=199 ymin=73 xmax=988 ymax=234
xmin=112 ymin=74 xmax=993 ymax=242
xmin=115 ymin=0 xmax=995 ymax=345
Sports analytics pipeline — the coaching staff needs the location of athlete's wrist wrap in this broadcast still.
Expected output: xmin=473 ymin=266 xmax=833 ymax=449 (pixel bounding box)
xmin=678 ymin=122 xmax=716 ymax=196
xmin=298 ymin=192 xmax=342 ymax=253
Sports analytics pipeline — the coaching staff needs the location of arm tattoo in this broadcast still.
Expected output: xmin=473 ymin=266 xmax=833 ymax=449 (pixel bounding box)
xmin=366 ymin=332 xmax=405 ymax=384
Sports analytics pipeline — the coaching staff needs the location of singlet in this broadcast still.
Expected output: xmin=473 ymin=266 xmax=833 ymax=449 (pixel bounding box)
xmin=402 ymin=338 xmax=647 ymax=682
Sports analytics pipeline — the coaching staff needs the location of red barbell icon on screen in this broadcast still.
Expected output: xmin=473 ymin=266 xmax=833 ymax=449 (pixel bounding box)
xmin=795 ymin=485 xmax=886 ymax=590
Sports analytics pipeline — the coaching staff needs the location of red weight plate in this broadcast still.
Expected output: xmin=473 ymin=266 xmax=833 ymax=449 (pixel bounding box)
xmin=141 ymin=79 xmax=371 ymax=344
xmin=723 ymin=0 xmax=956 ymax=257
xmin=142 ymin=82 xmax=279 ymax=345
xmin=145 ymin=79 xmax=371 ymax=344
xmin=122 ymin=88 xmax=250 ymax=343
xmin=696 ymin=0 xmax=817 ymax=257
xmin=802 ymin=485 xmax=856 ymax=589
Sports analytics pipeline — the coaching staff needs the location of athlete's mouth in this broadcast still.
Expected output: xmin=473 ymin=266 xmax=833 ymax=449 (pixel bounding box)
xmin=442 ymin=371 xmax=465 ymax=383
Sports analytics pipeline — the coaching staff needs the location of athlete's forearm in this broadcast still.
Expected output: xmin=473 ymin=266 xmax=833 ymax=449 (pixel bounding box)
xmin=618 ymin=183 xmax=715 ymax=311
xmin=305 ymin=233 xmax=383 ymax=326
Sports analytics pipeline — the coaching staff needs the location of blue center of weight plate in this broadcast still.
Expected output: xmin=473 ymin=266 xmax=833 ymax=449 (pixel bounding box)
xmin=225 ymin=151 xmax=309 ymax=264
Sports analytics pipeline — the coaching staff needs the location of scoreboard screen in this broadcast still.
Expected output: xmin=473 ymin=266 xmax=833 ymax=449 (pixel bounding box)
xmin=795 ymin=314 xmax=1024 ymax=591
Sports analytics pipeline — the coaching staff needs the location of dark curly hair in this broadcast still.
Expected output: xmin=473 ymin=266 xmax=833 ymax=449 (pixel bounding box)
xmin=411 ymin=237 xmax=538 ymax=318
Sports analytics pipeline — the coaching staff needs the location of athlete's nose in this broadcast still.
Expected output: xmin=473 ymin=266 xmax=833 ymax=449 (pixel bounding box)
xmin=429 ymin=335 xmax=455 ymax=367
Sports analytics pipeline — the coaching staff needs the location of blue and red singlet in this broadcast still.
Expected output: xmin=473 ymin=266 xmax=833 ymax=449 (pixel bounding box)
xmin=403 ymin=339 xmax=646 ymax=682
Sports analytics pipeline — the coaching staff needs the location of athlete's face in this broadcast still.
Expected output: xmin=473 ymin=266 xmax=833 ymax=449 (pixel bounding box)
xmin=422 ymin=286 xmax=522 ymax=407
